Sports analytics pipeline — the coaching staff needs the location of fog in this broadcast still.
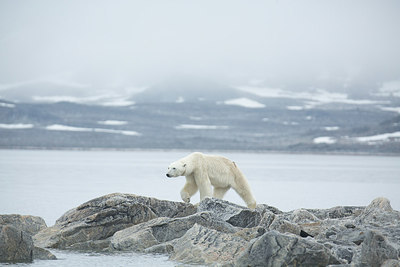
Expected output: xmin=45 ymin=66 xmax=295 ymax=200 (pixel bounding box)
xmin=1 ymin=0 xmax=399 ymax=94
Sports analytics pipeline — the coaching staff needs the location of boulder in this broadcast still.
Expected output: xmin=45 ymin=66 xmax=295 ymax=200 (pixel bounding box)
xmin=356 ymin=197 xmax=400 ymax=226
xmin=34 ymin=193 xmax=196 ymax=249
xmin=197 ymin=197 xmax=264 ymax=228
xmin=169 ymin=223 xmax=251 ymax=265
xmin=359 ymin=230 xmax=399 ymax=266
xmin=28 ymin=194 xmax=400 ymax=266
xmin=235 ymin=230 xmax=341 ymax=266
xmin=0 ymin=215 xmax=56 ymax=262
xmin=0 ymin=225 xmax=33 ymax=263
xmin=111 ymin=212 xmax=237 ymax=252
xmin=0 ymin=214 xmax=47 ymax=235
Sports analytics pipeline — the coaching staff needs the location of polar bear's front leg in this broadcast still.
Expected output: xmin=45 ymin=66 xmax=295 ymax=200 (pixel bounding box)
xmin=180 ymin=175 xmax=198 ymax=203
xmin=195 ymin=174 xmax=213 ymax=201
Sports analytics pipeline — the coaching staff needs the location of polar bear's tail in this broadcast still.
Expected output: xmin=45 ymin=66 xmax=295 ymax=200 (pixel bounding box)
xmin=231 ymin=162 xmax=257 ymax=209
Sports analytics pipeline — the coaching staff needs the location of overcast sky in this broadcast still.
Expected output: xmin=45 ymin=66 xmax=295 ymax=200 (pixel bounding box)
xmin=0 ymin=0 xmax=399 ymax=93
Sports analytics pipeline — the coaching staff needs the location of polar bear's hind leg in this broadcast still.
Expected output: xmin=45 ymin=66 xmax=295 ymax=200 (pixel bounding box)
xmin=213 ymin=186 xmax=230 ymax=199
xmin=232 ymin=176 xmax=257 ymax=209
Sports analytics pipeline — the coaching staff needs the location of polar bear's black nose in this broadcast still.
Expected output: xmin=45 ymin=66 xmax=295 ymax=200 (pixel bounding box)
xmin=166 ymin=174 xmax=171 ymax=177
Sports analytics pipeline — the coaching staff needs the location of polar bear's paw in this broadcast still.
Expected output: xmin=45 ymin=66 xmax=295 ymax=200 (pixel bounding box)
xmin=180 ymin=191 xmax=191 ymax=203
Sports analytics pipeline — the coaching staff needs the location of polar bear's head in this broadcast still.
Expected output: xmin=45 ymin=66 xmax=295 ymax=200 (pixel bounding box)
xmin=166 ymin=161 xmax=187 ymax=177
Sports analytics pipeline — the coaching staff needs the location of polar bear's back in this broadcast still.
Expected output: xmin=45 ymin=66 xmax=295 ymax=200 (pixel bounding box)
xmin=188 ymin=152 xmax=243 ymax=186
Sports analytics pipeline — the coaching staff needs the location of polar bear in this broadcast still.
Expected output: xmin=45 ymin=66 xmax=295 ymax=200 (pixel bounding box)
xmin=166 ymin=152 xmax=256 ymax=209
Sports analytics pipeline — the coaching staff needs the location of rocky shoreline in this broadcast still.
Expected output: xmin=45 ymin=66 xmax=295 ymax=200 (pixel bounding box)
xmin=1 ymin=193 xmax=400 ymax=266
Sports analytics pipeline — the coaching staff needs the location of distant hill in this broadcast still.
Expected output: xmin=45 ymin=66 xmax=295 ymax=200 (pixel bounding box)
xmin=1 ymin=81 xmax=399 ymax=154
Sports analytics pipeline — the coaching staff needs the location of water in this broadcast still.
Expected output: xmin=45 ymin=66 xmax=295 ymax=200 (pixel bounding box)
xmin=0 ymin=149 xmax=399 ymax=266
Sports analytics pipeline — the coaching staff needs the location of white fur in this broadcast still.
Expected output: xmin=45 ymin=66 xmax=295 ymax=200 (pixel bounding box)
xmin=166 ymin=152 xmax=256 ymax=209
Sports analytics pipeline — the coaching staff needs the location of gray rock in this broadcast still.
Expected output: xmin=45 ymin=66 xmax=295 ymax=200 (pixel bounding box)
xmin=307 ymin=206 xmax=364 ymax=220
xmin=359 ymin=230 xmax=399 ymax=266
xmin=0 ymin=225 xmax=33 ymax=263
xmin=235 ymin=230 xmax=341 ymax=266
xmin=111 ymin=212 xmax=238 ymax=252
xmin=269 ymin=215 xmax=301 ymax=235
xmin=169 ymin=223 xmax=250 ymax=265
xmin=33 ymin=246 xmax=57 ymax=260
xmin=356 ymin=197 xmax=400 ymax=226
xmin=34 ymin=193 xmax=196 ymax=249
xmin=0 ymin=215 xmax=56 ymax=262
xmin=0 ymin=214 xmax=47 ymax=235
xmin=26 ymin=194 xmax=400 ymax=266
xmin=198 ymin=197 xmax=263 ymax=228
xmin=382 ymin=259 xmax=400 ymax=267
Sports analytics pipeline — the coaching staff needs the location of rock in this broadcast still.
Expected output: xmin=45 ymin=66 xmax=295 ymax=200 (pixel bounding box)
xmin=308 ymin=206 xmax=364 ymax=220
xmin=0 ymin=214 xmax=47 ymax=235
xmin=26 ymin=194 xmax=400 ymax=266
xmin=382 ymin=259 xmax=400 ymax=267
xmin=0 ymin=225 xmax=33 ymax=263
xmin=289 ymin=209 xmax=320 ymax=224
xmin=34 ymin=193 xmax=196 ymax=249
xmin=234 ymin=230 xmax=341 ymax=266
xmin=111 ymin=212 xmax=237 ymax=252
xmin=33 ymin=246 xmax=57 ymax=260
xmin=269 ymin=215 xmax=301 ymax=235
xmin=197 ymin=197 xmax=263 ymax=228
xmin=0 ymin=215 xmax=56 ymax=262
xmin=169 ymin=223 xmax=250 ymax=265
xmin=356 ymin=197 xmax=400 ymax=226
xmin=359 ymin=230 xmax=399 ymax=266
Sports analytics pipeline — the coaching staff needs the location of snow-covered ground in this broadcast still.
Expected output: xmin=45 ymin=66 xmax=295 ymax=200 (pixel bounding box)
xmin=223 ymin=97 xmax=266 ymax=108
xmin=0 ymin=123 xmax=33 ymax=129
xmin=175 ymin=124 xmax=229 ymax=130
xmin=356 ymin=131 xmax=400 ymax=143
xmin=46 ymin=124 xmax=140 ymax=136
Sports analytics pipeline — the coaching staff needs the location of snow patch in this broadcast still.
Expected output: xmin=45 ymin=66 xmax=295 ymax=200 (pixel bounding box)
xmin=0 ymin=123 xmax=34 ymax=129
xmin=0 ymin=102 xmax=15 ymax=108
xmin=175 ymin=124 xmax=229 ymax=130
xmin=97 ymin=120 xmax=128 ymax=126
xmin=355 ymin=132 xmax=400 ymax=143
xmin=313 ymin=136 xmax=337 ymax=144
xmin=176 ymin=96 xmax=185 ymax=103
xmin=375 ymin=81 xmax=400 ymax=97
xmin=237 ymin=86 xmax=385 ymax=106
xmin=380 ymin=107 xmax=400 ymax=114
xmin=324 ymin=126 xmax=340 ymax=131
xmin=223 ymin=98 xmax=265 ymax=108
xmin=46 ymin=124 xmax=91 ymax=132
xmin=101 ymin=99 xmax=135 ymax=107
xmin=46 ymin=124 xmax=140 ymax=136
xmin=287 ymin=106 xmax=303 ymax=110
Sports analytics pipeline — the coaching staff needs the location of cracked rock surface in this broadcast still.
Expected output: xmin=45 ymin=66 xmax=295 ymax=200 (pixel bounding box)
xmin=18 ymin=193 xmax=400 ymax=266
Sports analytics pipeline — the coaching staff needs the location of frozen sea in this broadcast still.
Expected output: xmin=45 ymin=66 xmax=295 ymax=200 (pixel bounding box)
xmin=0 ymin=149 xmax=399 ymax=266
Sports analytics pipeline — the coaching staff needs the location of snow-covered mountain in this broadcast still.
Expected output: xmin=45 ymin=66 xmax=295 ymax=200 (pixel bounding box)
xmin=1 ymin=79 xmax=399 ymax=153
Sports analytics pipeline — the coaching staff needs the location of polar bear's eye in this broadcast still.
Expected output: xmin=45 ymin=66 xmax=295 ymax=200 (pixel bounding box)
xmin=172 ymin=167 xmax=176 ymax=170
